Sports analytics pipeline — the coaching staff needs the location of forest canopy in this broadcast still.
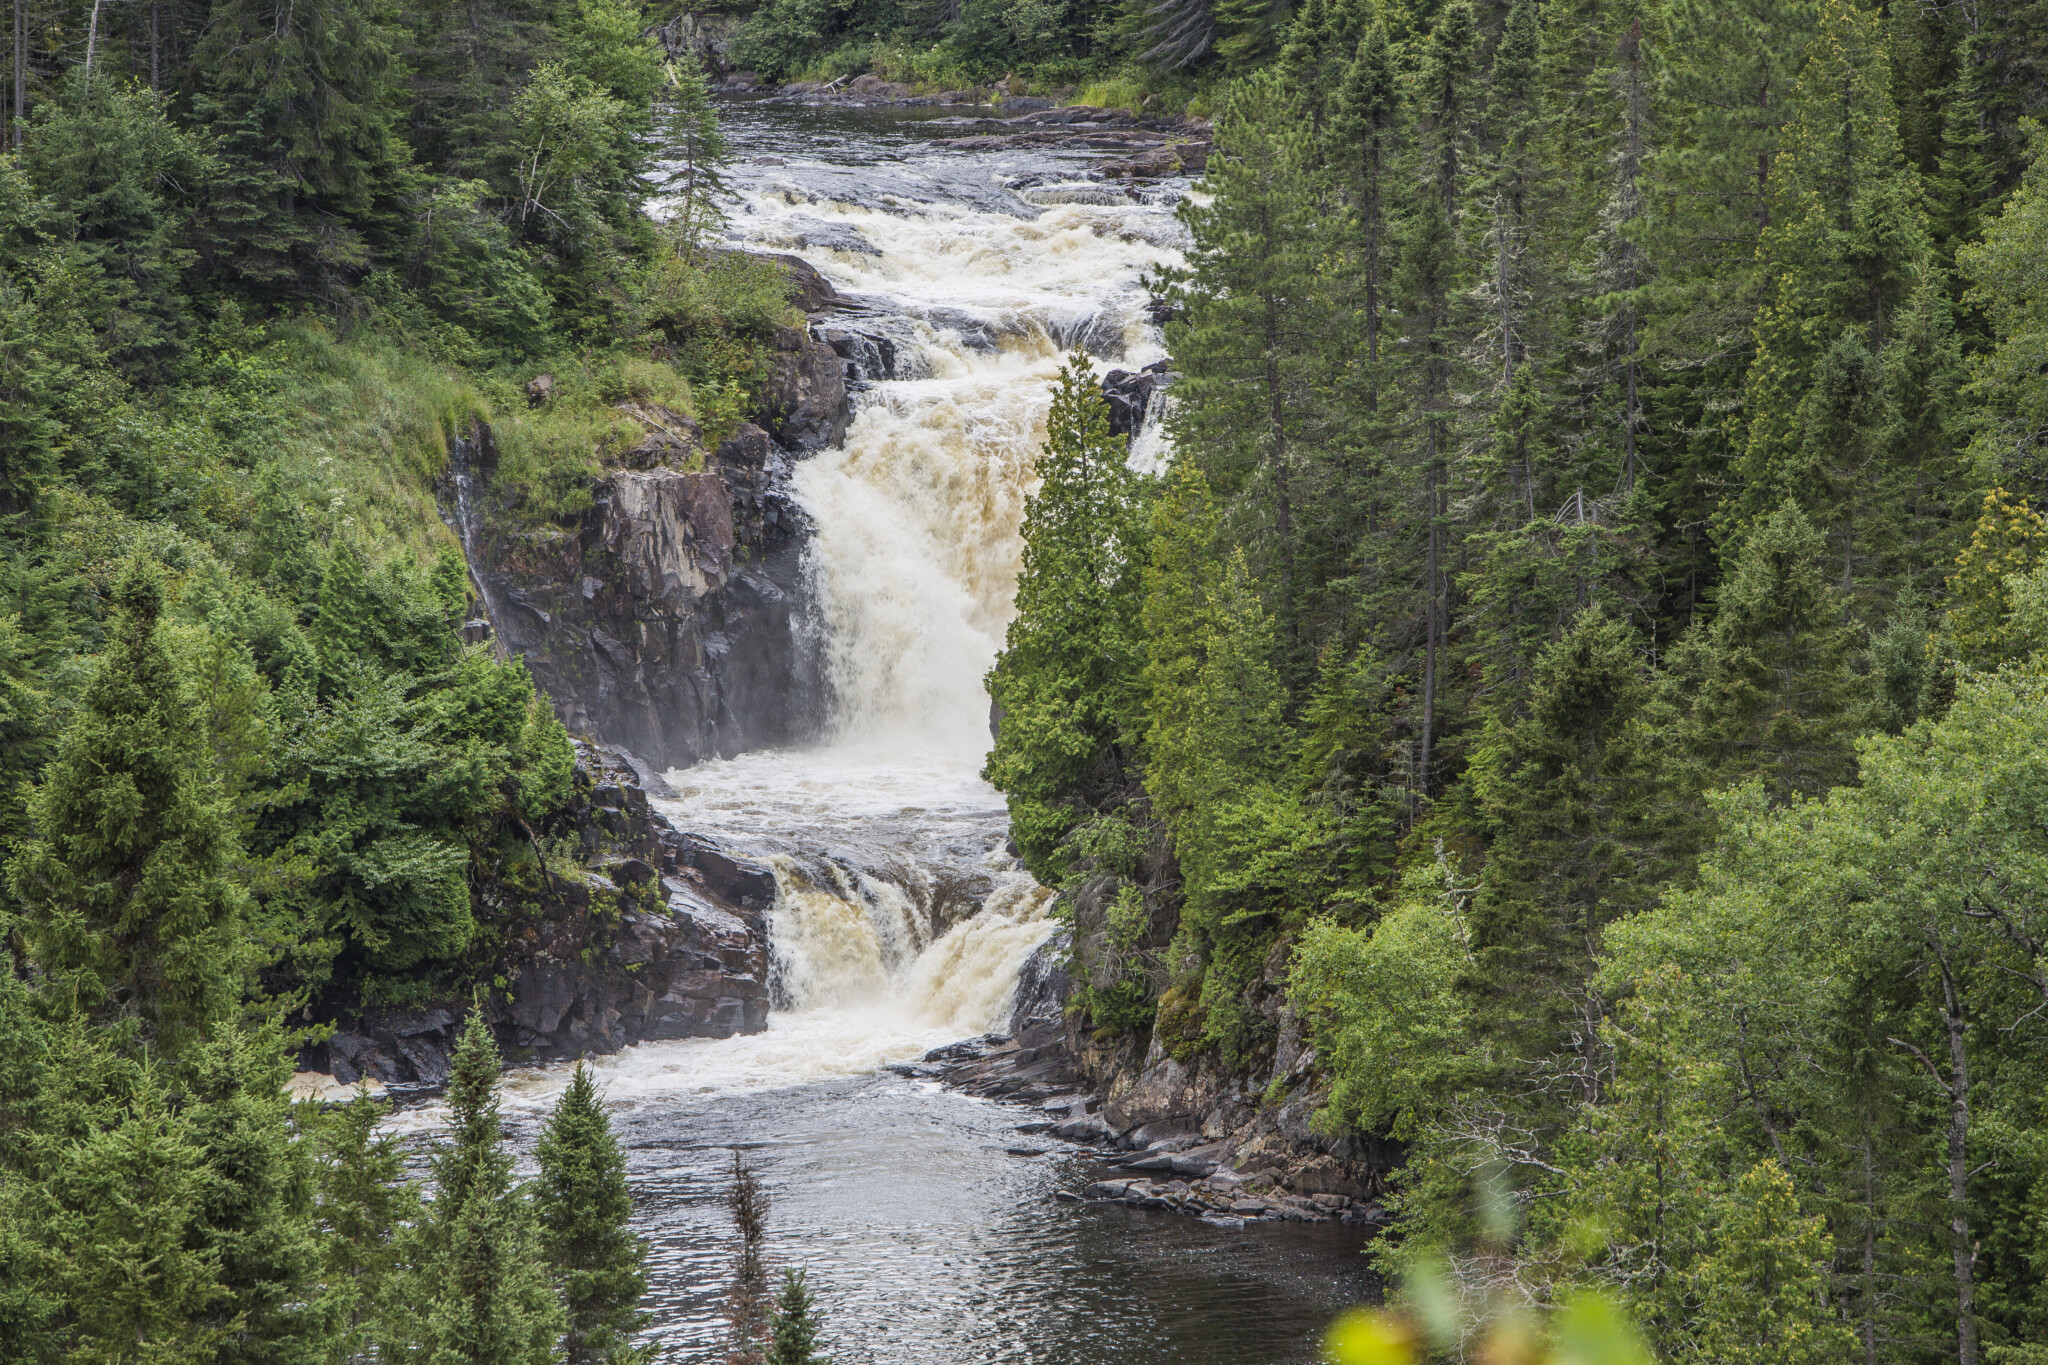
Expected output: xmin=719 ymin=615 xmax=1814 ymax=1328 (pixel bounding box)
xmin=982 ymin=0 xmax=2048 ymax=1360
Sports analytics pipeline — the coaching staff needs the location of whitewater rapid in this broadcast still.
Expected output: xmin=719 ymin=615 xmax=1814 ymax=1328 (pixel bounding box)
xmin=474 ymin=105 xmax=1190 ymax=1120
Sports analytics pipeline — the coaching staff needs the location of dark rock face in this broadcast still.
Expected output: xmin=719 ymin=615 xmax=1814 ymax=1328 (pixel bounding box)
xmin=1100 ymin=360 xmax=1175 ymax=440
xmin=303 ymin=745 xmax=773 ymax=1085
xmin=452 ymin=405 xmax=824 ymax=773
xmin=758 ymin=323 xmax=850 ymax=452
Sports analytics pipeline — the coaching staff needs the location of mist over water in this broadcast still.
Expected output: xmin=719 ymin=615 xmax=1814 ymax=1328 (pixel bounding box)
xmin=397 ymin=101 xmax=1369 ymax=1364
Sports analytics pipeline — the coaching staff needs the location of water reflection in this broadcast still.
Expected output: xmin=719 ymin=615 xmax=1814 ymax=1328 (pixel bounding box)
xmin=494 ymin=1072 xmax=1373 ymax=1364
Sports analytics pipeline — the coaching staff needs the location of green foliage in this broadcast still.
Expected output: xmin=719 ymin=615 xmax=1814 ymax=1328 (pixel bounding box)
xmin=767 ymin=1268 xmax=828 ymax=1365
xmin=983 ymin=356 xmax=1151 ymax=881
xmin=536 ymin=1063 xmax=649 ymax=1365
xmin=5 ymin=557 xmax=254 ymax=1054
xmin=402 ymin=1012 xmax=565 ymax=1365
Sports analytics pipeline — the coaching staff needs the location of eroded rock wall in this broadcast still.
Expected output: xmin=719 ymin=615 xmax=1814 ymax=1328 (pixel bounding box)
xmin=303 ymin=744 xmax=774 ymax=1086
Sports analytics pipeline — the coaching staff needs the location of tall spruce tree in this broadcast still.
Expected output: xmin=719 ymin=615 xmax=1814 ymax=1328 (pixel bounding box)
xmin=6 ymin=556 xmax=252 ymax=1054
xmin=1652 ymin=502 xmax=1869 ymax=815
xmin=535 ymin=1062 xmax=648 ymax=1365
xmin=983 ymin=357 xmax=1150 ymax=881
xmin=1166 ymin=66 xmax=1331 ymax=653
xmin=314 ymin=1088 xmax=415 ymax=1365
xmin=1467 ymin=607 xmax=1652 ymax=1074
xmin=407 ymin=1010 xmax=562 ymax=1365
xmin=1731 ymin=0 xmax=1939 ymax=608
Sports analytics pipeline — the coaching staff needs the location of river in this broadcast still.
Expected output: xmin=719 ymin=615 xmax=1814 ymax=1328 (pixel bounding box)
xmin=410 ymin=95 xmax=1374 ymax=1363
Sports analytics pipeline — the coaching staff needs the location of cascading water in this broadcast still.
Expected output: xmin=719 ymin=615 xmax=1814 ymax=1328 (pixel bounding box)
xmin=402 ymin=104 xmax=1372 ymax=1365
xmin=616 ymin=108 xmax=1189 ymax=1071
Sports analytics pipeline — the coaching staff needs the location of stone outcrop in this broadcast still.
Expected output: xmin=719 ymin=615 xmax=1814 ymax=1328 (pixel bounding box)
xmin=909 ymin=899 xmax=1398 ymax=1215
xmin=650 ymin=10 xmax=746 ymax=76
xmin=302 ymin=745 xmax=774 ymax=1086
xmin=1100 ymin=360 xmax=1174 ymax=440
xmin=447 ymin=261 xmax=853 ymax=773
xmin=454 ymin=411 xmax=820 ymax=773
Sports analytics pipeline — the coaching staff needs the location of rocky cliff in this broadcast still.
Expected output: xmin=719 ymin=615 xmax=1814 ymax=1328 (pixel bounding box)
xmin=304 ymin=744 xmax=775 ymax=1087
xmin=448 ymin=264 xmax=853 ymax=773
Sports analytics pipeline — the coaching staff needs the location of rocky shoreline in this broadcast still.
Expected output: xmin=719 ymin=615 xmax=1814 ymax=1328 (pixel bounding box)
xmin=881 ymin=931 xmax=1395 ymax=1231
xmin=298 ymin=743 xmax=774 ymax=1091
xmin=891 ymin=1033 xmax=1387 ymax=1231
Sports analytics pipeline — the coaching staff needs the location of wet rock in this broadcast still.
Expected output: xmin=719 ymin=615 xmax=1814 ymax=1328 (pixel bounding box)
xmin=1101 ymin=360 xmax=1174 ymax=439
xmin=447 ymin=410 xmax=822 ymax=772
xmin=297 ymin=745 xmax=773 ymax=1081
xmin=653 ymin=10 xmax=745 ymax=75
xmin=757 ymin=324 xmax=849 ymax=452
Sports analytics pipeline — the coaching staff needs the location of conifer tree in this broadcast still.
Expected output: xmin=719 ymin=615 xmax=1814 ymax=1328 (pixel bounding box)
xmin=6 ymin=556 xmax=252 ymax=1054
xmin=766 ymin=1268 xmax=825 ymax=1365
xmin=1694 ymin=1161 xmax=1861 ymax=1365
xmin=536 ymin=1062 xmax=648 ymax=1365
xmin=983 ymin=357 xmax=1150 ymax=881
xmin=651 ymin=52 xmax=728 ymax=258
xmin=1330 ymin=21 xmax=1397 ymax=378
xmin=1166 ymin=66 xmax=1330 ymax=650
xmin=188 ymin=0 xmax=405 ymax=296
xmin=315 ymin=1088 xmax=415 ymax=1364
xmin=407 ymin=1010 xmax=563 ymax=1365
xmin=1732 ymin=0 xmax=1935 ymax=579
xmin=1388 ymin=0 xmax=1481 ymax=796
xmin=725 ymin=1150 xmax=771 ymax=1365
xmin=183 ymin=1023 xmax=325 ymax=1365
xmin=1654 ymin=502 xmax=1869 ymax=812
xmin=1467 ymin=607 xmax=1652 ymax=1070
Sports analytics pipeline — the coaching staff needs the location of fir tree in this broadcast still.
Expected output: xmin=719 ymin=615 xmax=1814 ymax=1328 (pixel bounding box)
xmin=407 ymin=1009 xmax=563 ymax=1365
xmin=652 ymin=53 xmax=729 ymax=258
xmin=1165 ymin=66 xmax=1329 ymax=651
xmin=314 ymin=1088 xmax=415 ymax=1365
xmin=1694 ymin=1161 xmax=1861 ymax=1365
xmin=766 ymin=1268 xmax=826 ymax=1365
xmin=982 ymin=356 xmax=1150 ymax=881
xmin=1655 ymin=502 xmax=1869 ymax=811
xmin=536 ymin=1063 xmax=649 ymax=1365
xmin=6 ymin=556 xmax=252 ymax=1054
xmin=1467 ymin=607 xmax=1652 ymax=1072
xmin=1732 ymin=0 xmax=1934 ymax=576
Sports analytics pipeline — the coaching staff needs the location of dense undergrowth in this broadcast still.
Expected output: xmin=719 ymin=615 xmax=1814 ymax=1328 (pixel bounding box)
xmin=0 ymin=0 xmax=814 ymax=1354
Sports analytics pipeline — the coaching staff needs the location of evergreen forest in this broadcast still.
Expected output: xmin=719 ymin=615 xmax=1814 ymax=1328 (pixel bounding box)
xmin=982 ymin=0 xmax=2048 ymax=1361
xmin=0 ymin=0 xmax=2044 ymax=1355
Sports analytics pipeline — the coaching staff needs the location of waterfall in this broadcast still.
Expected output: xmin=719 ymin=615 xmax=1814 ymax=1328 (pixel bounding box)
xmin=638 ymin=117 xmax=1187 ymax=1087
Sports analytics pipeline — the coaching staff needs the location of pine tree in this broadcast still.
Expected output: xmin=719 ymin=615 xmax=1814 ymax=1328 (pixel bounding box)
xmin=407 ymin=1010 xmax=563 ymax=1365
xmin=1694 ymin=1162 xmax=1862 ymax=1365
xmin=536 ymin=1062 xmax=649 ymax=1365
xmin=6 ymin=556 xmax=252 ymax=1055
xmin=983 ymin=356 xmax=1150 ymax=881
xmin=765 ymin=1269 xmax=826 ymax=1365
